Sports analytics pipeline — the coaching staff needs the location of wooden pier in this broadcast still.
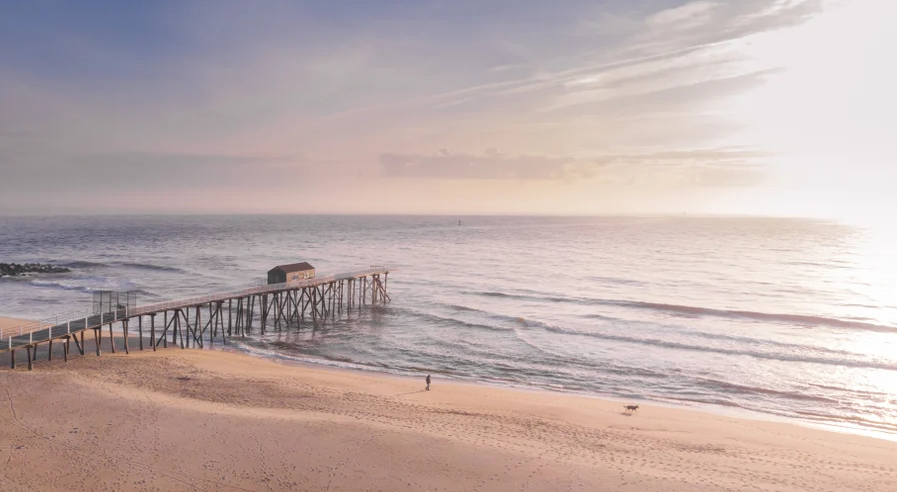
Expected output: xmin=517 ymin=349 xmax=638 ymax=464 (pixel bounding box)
xmin=0 ymin=267 xmax=390 ymax=370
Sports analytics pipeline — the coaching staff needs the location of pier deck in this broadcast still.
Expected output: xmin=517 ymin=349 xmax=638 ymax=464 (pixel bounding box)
xmin=2 ymin=267 xmax=390 ymax=369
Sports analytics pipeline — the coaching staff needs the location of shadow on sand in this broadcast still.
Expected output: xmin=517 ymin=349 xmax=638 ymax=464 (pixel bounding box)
xmin=395 ymin=390 xmax=428 ymax=397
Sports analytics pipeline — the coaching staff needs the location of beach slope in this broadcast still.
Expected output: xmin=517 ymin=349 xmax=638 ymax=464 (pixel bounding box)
xmin=1 ymin=349 xmax=895 ymax=491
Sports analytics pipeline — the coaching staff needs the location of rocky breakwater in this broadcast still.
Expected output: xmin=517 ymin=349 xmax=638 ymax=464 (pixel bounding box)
xmin=0 ymin=263 xmax=71 ymax=278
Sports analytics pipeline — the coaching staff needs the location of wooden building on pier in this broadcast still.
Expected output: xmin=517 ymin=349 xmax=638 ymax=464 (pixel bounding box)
xmin=268 ymin=262 xmax=315 ymax=284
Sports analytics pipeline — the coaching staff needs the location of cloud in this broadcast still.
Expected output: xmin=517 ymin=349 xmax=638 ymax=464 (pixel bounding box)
xmin=646 ymin=1 xmax=722 ymax=30
xmin=693 ymin=164 xmax=766 ymax=187
xmin=0 ymin=0 xmax=835 ymax=215
xmin=586 ymin=147 xmax=769 ymax=187
xmin=379 ymin=147 xmax=768 ymax=188
xmin=380 ymin=151 xmax=572 ymax=180
xmin=420 ymin=0 xmax=822 ymax=106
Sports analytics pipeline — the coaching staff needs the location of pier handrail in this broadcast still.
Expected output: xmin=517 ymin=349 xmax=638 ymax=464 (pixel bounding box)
xmin=1 ymin=267 xmax=390 ymax=343
xmin=0 ymin=310 xmax=94 ymax=340
xmin=131 ymin=267 xmax=389 ymax=316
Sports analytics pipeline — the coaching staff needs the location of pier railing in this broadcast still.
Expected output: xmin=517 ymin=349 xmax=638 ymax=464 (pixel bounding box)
xmin=130 ymin=267 xmax=388 ymax=316
xmin=0 ymin=310 xmax=95 ymax=342
xmin=1 ymin=266 xmax=389 ymax=346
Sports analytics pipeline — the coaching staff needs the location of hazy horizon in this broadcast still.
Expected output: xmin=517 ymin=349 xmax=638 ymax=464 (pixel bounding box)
xmin=2 ymin=0 xmax=894 ymax=223
xmin=0 ymin=210 xmax=857 ymax=222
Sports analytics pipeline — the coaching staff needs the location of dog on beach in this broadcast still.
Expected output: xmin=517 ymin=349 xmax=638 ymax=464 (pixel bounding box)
xmin=623 ymin=405 xmax=639 ymax=414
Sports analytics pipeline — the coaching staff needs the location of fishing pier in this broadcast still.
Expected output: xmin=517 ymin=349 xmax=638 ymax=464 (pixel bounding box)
xmin=1 ymin=267 xmax=390 ymax=370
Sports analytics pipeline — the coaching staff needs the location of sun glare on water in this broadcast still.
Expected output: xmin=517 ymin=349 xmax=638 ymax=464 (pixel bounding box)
xmin=724 ymin=0 xmax=897 ymax=361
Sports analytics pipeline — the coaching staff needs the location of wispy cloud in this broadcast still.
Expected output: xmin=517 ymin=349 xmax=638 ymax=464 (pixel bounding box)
xmin=587 ymin=148 xmax=769 ymax=187
xmin=646 ymin=1 xmax=722 ymax=30
xmin=380 ymin=151 xmax=572 ymax=180
xmin=0 ymin=0 xmax=838 ymax=214
xmin=380 ymin=147 xmax=768 ymax=188
xmin=417 ymin=0 xmax=822 ymax=115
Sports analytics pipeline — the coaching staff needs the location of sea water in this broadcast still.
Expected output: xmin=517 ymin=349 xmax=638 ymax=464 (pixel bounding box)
xmin=1 ymin=215 xmax=895 ymax=436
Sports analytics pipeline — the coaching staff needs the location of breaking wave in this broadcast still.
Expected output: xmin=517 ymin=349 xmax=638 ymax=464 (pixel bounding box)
xmin=28 ymin=280 xmax=97 ymax=294
xmin=118 ymin=262 xmax=186 ymax=273
xmin=528 ymin=321 xmax=897 ymax=372
xmin=60 ymin=260 xmax=109 ymax=268
xmin=473 ymin=291 xmax=895 ymax=333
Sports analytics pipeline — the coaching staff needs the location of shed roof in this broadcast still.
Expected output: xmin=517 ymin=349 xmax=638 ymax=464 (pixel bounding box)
xmin=270 ymin=262 xmax=315 ymax=273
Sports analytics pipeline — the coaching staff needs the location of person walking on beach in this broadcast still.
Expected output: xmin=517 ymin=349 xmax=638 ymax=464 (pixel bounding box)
xmin=426 ymin=374 xmax=431 ymax=391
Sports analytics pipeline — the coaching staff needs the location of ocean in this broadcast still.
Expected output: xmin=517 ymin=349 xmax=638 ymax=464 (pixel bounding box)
xmin=1 ymin=215 xmax=895 ymax=437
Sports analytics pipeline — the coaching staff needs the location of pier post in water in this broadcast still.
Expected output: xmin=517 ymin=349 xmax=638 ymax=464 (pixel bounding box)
xmin=108 ymin=323 xmax=115 ymax=354
xmin=261 ymin=295 xmax=267 ymax=335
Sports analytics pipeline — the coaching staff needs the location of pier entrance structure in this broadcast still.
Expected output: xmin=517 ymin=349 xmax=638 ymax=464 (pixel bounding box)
xmin=93 ymin=290 xmax=138 ymax=314
xmin=1 ymin=266 xmax=390 ymax=370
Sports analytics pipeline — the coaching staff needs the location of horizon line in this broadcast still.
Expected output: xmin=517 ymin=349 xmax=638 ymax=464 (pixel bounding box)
xmin=0 ymin=211 xmax=843 ymax=222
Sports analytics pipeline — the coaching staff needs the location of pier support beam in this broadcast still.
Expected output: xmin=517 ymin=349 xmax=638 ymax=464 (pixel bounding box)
xmin=247 ymin=296 xmax=255 ymax=334
xmin=178 ymin=310 xmax=185 ymax=349
xmin=195 ymin=306 xmax=202 ymax=349
xmin=208 ymin=303 xmax=214 ymax=347
xmin=261 ymin=295 xmax=268 ymax=334
xmin=73 ymin=331 xmax=84 ymax=356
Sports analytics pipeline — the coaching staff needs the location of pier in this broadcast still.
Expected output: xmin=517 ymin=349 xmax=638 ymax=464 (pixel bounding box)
xmin=1 ymin=267 xmax=390 ymax=370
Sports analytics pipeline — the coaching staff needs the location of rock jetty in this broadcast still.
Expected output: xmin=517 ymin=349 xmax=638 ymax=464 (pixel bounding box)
xmin=0 ymin=263 xmax=71 ymax=278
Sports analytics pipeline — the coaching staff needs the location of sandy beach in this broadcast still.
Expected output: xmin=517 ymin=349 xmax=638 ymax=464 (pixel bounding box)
xmin=0 ymin=316 xmax=30 ymax=332
xmin=0 ymin=341 xmax=894 ymax=492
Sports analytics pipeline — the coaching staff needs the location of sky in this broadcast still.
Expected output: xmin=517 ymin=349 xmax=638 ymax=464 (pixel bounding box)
xmin=0 ymin=0 xmax=894 ymax=220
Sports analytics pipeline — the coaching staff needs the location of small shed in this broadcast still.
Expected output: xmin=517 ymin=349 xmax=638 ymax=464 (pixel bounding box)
xmin=268 ymin=262 xmax=316 ymax=284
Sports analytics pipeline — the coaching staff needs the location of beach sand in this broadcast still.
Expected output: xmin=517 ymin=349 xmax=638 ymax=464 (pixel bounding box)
xmin=0 ymin=316 xmax=31 ymax=331
xmin=1 ymin=343 xmax=896 ymax=491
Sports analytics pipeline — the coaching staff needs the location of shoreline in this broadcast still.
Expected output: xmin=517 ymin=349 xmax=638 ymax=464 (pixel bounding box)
xmin=2 ymin=345 xmax=896 ymax=491
xmin=223 ymin=338 xmax=897 ymax=444
xmin=2 ymin=319 xmax=896 ymax=445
